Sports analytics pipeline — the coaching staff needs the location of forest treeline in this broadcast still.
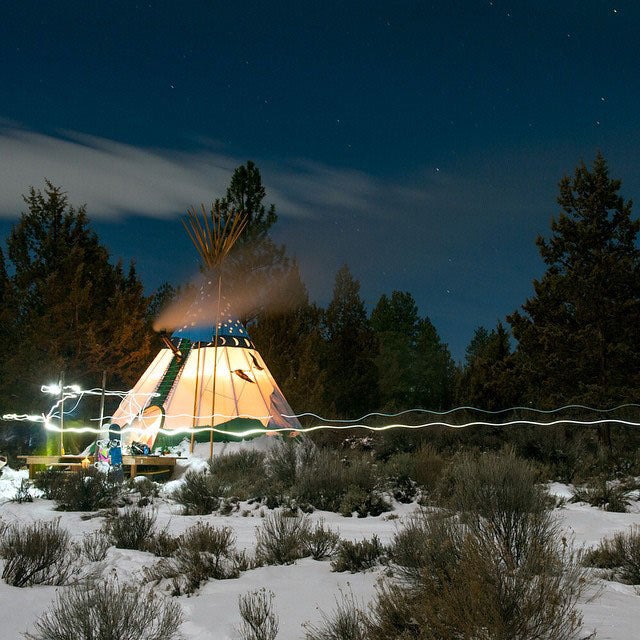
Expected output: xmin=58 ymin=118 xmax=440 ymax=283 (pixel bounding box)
xmin=1 ymin=155 xmax=639 ymax=452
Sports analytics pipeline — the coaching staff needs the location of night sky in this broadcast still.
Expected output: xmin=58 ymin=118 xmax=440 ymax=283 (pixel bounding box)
xmin=1 ymin=1 xmax=638 ymax=360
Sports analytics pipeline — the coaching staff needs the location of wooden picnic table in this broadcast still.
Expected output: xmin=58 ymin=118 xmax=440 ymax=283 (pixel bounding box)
xmin=17 ymin=454 xmax=185 ymax=479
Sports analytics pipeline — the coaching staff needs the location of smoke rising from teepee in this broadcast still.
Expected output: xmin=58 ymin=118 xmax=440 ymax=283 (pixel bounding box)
xmin=153 ymin=260 xmax=306 ymax=334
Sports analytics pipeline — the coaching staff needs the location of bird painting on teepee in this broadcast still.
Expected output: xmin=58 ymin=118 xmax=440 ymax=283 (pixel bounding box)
xmin=109 ymin=202 xmax=301 ymax=456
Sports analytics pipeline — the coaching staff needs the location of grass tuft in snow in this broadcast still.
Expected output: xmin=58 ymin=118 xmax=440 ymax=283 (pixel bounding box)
xmin=571 ymin=477 xmax=631 ymax=512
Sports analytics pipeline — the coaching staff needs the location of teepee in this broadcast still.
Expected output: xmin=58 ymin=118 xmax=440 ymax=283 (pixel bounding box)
xmin=110 ymin=204 xmax=301 ymax=451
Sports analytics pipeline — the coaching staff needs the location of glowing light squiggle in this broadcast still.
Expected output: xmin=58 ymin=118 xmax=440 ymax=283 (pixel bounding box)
xmin=34 ymin=417 xmax=640 ymax=440
xmin=3 ymin=385 xmax=640 ymax=442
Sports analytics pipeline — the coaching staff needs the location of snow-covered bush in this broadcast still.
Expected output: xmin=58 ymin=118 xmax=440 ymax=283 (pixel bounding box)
xmin=24 ymin=577 xmax=183 ymax=640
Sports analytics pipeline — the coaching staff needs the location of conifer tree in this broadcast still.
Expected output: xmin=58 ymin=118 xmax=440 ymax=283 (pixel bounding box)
xmin=215 ymin=161 xmax=289 ymax=323
xmin=509 ymin=154 xmax=640 ymax=406
xmin=370 ymin=291 xmax=419 ymax=410
xmin=457 ymin=322 xmax=517 ymax=409
xmin=0 ymin=182 xmax=153 ymax=424
xmin=323 ymin=265 xmax=379 ymax=417
xmin=413 ymin=317 xmax=456 ymax=410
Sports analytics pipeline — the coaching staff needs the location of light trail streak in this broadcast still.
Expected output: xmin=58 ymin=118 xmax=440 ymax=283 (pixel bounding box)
xmin=3 ymin=385 xmax=640 ymax=442
xmin=282 ymin=403 xmax=640 ymax=423
xmin=34 ymin=418 xmax=640 ymax=440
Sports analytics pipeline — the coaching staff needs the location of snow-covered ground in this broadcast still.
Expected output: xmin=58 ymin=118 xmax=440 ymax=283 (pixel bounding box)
xmin=1 ymin=456 xmax=639 ymax=639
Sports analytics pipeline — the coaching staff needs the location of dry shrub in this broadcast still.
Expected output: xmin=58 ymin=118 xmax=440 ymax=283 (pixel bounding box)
xmin=413 ymin=443 xmax=446 ymax=494
xmin=103 ymin=508 xmax=157 ymax=550
xmin=383 ymin=452 xmax=418 ymax=503
xmin=303 ymin=589 xmax=368 ymax=640
xmin=171 ymin=469 xmax=222 ymax=515
xmin=390 ymin=511 xmax=461 ymax=585
xmin=145 ymin=522 xmax=245 ymax=594
xmin=209 ymin=450 xmax=266 ymax=500
xmin=302 ymin=518 xmax=341 ymax=560
xmin=255 ymin=510 xmax=311 ymax=565
xmin=265 ymin=438 xmax=301 ymax=486
xmin=583 ymin=525 xmax=640 ymax=584
xmin=24 ymin=577 xmax=183 ymax=640
xmin=1 ymin=519 xmax=79 ymax=587
xmin=294 ymin=448 xmax=389 ymax=515
xmin=146 ymin=526 xmax=180 ymax=557
xmin=438 ymin=449 xmax=555 ymax=568
xmin=331 ymin=535 xmax=385 ymax=573
xmin=54 ymin=468 xmax=122 ymax=512
xmin=11 ymin=478 xmax=34 ymax=503
xmin=237 ymin=588 xmax=279 ymax=640
xmin=295 ymin=449 xmax=348 ymax=512
xmin=81 ymin=530 xmax=111 ymax=562
xmin=369 ymin=452 xmax=586 ymax=640
xmin=33 ymin=467 xmax=67 ymax=499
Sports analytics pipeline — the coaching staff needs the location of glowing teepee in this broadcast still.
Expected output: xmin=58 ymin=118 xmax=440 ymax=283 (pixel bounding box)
xmin=110 ymin=205 xmax=301 ymax=451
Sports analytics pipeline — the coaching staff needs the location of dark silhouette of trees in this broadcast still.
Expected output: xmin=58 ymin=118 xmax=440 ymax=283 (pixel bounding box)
xmin=509 ymin=154 xmax=640 ymax=407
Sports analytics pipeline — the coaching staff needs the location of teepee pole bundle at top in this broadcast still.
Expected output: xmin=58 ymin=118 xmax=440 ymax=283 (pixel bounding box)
xmin=182 ymin=203 xmax=248 ymax=458
xmin=108 ymin=202 xmax=301 ymax=454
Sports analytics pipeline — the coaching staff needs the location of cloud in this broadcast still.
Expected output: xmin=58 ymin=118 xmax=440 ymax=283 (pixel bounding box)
xmin=0 ymin=123 xmax=535 ymax=228
xmin=0 ymin=126 xmax=238 ymax=219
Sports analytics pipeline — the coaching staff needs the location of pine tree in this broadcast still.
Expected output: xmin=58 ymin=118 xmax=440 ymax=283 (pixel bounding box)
xmin=509 ymin=154 xmax=640 ymax=406
xmin=215 ymin=161 xmax=289 ymax=323
xmin=0 ymin=182 xmax=154 ymax=423
xmin=370 ymin=291 xmax=419 ymax=410
xmin=457 ymin=322 xmax=517 ymax=409
xmin=323 ymin=265 xmax=379 ymax=417
xmin=413 ymin=317 xmax=456 ymax=410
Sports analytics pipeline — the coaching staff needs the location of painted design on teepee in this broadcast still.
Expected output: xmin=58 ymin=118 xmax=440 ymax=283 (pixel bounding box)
xmin=110 ymin=203 xmax=301 ymax=450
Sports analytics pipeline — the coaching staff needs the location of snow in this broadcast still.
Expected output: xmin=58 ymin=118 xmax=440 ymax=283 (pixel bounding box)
xmin=2 ymin=457 xmax=640 ymax=639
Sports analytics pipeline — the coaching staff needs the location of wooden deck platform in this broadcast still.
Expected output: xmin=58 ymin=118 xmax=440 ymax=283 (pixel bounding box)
xmin=17 ymin=454 xmax=185 ymax=479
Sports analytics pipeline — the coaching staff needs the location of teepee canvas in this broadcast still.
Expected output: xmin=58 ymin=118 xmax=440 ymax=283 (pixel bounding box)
xmin=110 ymin=311 xmax=301 ymax=449
xmin=110 ymin=204 xmax=301 ymax=450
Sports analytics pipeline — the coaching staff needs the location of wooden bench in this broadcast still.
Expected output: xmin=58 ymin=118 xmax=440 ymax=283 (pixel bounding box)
xmin=17 ymin=454 xmax=184 ymax=479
